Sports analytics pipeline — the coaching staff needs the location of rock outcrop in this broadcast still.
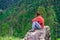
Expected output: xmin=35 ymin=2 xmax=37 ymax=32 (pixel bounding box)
xmin=24 ymin=26 xmax=51 ymax=40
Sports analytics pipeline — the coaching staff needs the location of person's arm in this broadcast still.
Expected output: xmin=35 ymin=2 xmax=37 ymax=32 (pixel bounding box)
xmin=32 ymin=18 xmax=37 ymax=22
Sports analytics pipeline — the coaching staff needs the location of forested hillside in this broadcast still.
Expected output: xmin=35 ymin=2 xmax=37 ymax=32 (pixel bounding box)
xmin=0 ymin=0 xmax=21 ymax=9
xmin=0 ymin=0 xmax=60 ymax=40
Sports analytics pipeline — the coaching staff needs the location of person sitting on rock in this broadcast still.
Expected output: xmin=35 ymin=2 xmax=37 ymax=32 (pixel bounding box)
xmin=29 ymin=13 xmax=44 ymax=32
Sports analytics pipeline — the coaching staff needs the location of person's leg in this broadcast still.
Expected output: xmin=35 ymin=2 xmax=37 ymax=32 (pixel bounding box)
xmin=35 ymin=21 xmax=42 ymax=29
xmin=29 ymin=21 xmax=42 ymax=32
xmin=31 ymin=22 xmax=36 ymax=31
xmin=29 ymin=22 xmax=36 ymax=32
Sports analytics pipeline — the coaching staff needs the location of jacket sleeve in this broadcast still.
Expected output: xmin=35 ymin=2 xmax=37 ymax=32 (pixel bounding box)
xmin=42 ymin=22 xmax=44 ymax=28
xmin=32 ymin=18 xmax=37 ymax=22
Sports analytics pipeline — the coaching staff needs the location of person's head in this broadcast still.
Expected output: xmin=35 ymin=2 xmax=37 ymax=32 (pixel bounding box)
xmin=37 ymin=13 xmax=40 ymax=16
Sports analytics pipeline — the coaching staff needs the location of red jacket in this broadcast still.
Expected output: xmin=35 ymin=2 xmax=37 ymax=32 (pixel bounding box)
xmin=32 ymin=16 xmax=44 ymax=28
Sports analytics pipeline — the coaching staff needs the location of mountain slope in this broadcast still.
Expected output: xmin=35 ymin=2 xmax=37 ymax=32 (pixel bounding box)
xmin=0 ymin=0 xmax=58 ymax=40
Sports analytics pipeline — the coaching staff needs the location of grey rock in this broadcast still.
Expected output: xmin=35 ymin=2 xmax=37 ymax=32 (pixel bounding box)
xmin=24 ymin=26 xmax=51 ymax=40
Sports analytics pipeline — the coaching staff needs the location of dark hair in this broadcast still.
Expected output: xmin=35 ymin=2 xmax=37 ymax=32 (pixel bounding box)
xmin=37 ymin=13 xmax=40 ymax=16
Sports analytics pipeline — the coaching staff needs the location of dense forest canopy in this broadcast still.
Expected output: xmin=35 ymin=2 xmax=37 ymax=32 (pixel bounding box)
xmin=0 ymin=0 xmax=60 ymax=40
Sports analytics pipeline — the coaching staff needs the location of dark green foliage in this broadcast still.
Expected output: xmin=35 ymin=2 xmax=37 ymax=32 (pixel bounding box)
xmin=0 ymin=0 xmax=60 ymax=40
